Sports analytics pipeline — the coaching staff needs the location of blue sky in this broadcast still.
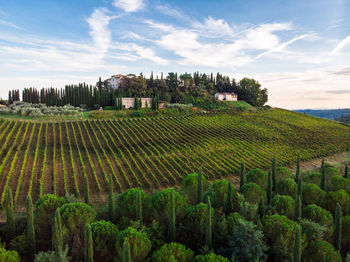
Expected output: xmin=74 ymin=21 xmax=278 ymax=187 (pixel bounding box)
xmin=0 ymin=0 xmax=349 ymax=109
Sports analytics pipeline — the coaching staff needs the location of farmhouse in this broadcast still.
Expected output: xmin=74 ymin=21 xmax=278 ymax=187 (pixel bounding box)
xmin=215 ymin=92 xmax=238 ymax=101
xmin=121 ymin=97 xmax=152 ymax=109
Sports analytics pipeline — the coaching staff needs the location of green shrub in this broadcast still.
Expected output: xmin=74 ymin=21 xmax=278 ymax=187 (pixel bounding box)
xmin=90 ymin=221 xmax=119 ymax=261
xmin=246 ymin=169 xmax=268 ymax=190
xmin=151 ymin=242 xmax=194 ymax=262
xmin=300 ymin=219 xmax=332 ymax=247
xmin=303 ymin=171 xmax=321 ymax=185
xmin=342 ymin=216 xmax=350 ymax=254
xmin=276 ymin=178 xmax=296 ymax=197
xmin=302 ymin=183 xmax=325 ymax=207
xmin=241 ymin=183 xmax=266 ymax=204
xmin=0 ymin=248 xmax=20 ymax=262
xmin=302 ymin=204 xmax=333 ymax=229
xmin=304 ymin=240 xmax=342 ymax=262
xmin=275 ymin=167 xmax=294 ymax=182
xmin=117 ymin=188 xmax=149 ymax=221
xmin=117 ymin=227 xmax=152 ymax=262
xmin=272 ymin=194 xmax=294 ymax=219
xmin=322 ymin=189 xmax=350 ymax=215
xmin=34 ymin=247 xmax=70 ymax=262
xmin=181 ymin=173 xmax=209 ymax=205
xmin=329 ymin=175 xmax=350 ymax=194
xmin=193 ymin=253 xmax=229 ymax=262
xmin=226 ymin=212 xmax=244 ymax=234
xmin=131 ymin=111 xmax=144 ymax=117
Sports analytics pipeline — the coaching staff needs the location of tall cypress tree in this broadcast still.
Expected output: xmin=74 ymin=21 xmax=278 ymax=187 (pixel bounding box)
xmin=267 ymin=171 xmax=272 ymax=206
xmin=52 ymin=209 xmax=63 ymax=254
xmin=271 ymin=157 xmax=276 ymax=191
xmin=294 ymin=193 xmax=301 ymax=223
xmin=295 ymin=154 xmax=300 ymax=183
xmin=6 ymin=187 xmax=15 ymax=240
xmin=197 ymin=170 xmax=203 ymax=204
xmin=168 ymin=189 xmax=176 ymax=242
xmin=84 ymin=175 xmax=90 ymax=205
xmin=321 ymin=159 xmax=326 ymax=190
xmin=205 ymin=197 xmax=212 ymax=249
xmin=344 ymin=164 xmax=349 ymax=179
xmin=334 ymin=203 xmax=342 ymax=250
xmin=225 ymin=182 xmax=234 ymax=215
xmin=122 ymin=238 xmax=131 ymax=262
xmin=136 ymin=189 xmax=143 ymax=225
xmin=293 ymin=225 xmax=301 ymax=262
xmin=297 ymin=175 xmax=302 ymax=197
xmin=84 ymin=224 xmax=93 ymax=262
xmin=240 ymin=162 xmax=245 ymax=191
xmin=108 ymin=175 xmax=115 ymax=223
xmin=26 ymin=194 xmax=36 ymax=258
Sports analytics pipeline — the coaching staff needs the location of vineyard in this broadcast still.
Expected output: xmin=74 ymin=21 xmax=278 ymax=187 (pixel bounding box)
xmin=0 ymin=108 xmax=349 ymax=206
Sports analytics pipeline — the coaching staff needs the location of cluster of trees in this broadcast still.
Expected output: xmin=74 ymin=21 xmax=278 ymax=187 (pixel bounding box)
xmin=1 ymin=158 xmax=349 ymax=261
xmin=8 ymin=72 xmax=268 ymax=109
xmin=8 ymin=90 xmax=20 ymax=104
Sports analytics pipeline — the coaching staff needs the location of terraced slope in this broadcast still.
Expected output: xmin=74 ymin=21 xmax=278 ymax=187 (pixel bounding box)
xmin=0 ymin=108 xmax=349 ymax=205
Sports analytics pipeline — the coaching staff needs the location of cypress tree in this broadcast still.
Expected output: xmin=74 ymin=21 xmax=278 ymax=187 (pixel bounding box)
xmin=272 ymin=157 xmax=276 ymax=191
xmin=205 ymin=197 xmax=212 ymax=249
xmin=52 ymin=209 xmax=63 ymax=253
xmin=84 ymin=224 xmax=93 ymax=262
xmin=321 ymin=159 xmax=326 ymax=190
xmin=295 ymin=154 xmax=300 ymax=183
xmin=225 ymin=182 xmax=233 ymax=215
xmin=297 ymin=175 xmax=302 ymax=197
xmin=334 ymin=203 xmax=342 ymax=250
xmin=168 ymin=189 xmax=176 ymax=242
xmin=258 ymin=199 xmax=266 ymax=219
xmin=122 ymin=238 xmax=131 ymax=262
xmin=344 ymin=164 xmax=349 ymax=178
xmin=26 ymin=194 xmax=36 ymax=258
xmin=267 ymin=171 xmax=272 ymax=206
xmin=136 ymin=189 xmax=142 ymax=225
xmin=108 ymin=175 xmax=115 ymax=223
xmin=84 ymin=175 xmax=90 ymax=205
xmin=240 ymin=162 xmax=245 ymax=191
xmin=6 ymin=187 xmax=15 ymax=240
xmin=197 ymin=170 xmax=203 ymax=204
xmin=293 ymin=225 xmax=301 ymax=262
xmin=294 ymin=193 xmax=301 ymax=223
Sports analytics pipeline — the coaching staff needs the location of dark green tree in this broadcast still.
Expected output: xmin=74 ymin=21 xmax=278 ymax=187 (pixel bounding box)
xmin=267 ymin=170 xmax=273 ymax=206
xmin=225 ymin=182 xmax=234 ymax=215
xmin=205 ymin=197 xmax=212 ymax=249
xmin=84 ymin=175 xmax=90 ymax=205
xmin=168 ymin=189 xmax=176 ymax=242
xmin=6 ymin=187 xmax=15 ymax=240
xmin=26 ymin=194 xmax=36 ymax=258
xmin=258 ymin=199 xmax=266 ymax=219
xmin=122 ymin=238 xmax=131 ymax=262
xmin=345 ymin=165 xmax=349 ymax=178
xmin=108 ymin=175 xmax=115 ymax=223
xmin=272 ymin=157 xmax=276 ymax=191
xmin=240 ymin=162 xmax=245 ymax=191
xmin=294 ymin=194 xmax=301 ymax=223
xmin=293 ymin=225 xmax=301 ymax=262
xmin=197 ymin=170 xmax=204 ymax=204
xmin=297 ymin=175 xmax=302 ymax=197
xmin=321 ymin=159 xmax=326 ymax=190
xmin=84 ymin=224 xmax=93 ymax=262
xmin=295 ymin=154 xmax=300 ymax=183
xmin=52 ymin=209 xmax=63 ymax=254
xmin=136 ymin=189 xmax=143 ymax=225
xmin=334 ymin=203 xmax=342 ymax=250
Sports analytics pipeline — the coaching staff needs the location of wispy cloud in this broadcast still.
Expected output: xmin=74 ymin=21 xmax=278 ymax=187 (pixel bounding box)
xmin=0 ymin=18 xmax=22 ymax=30
xmin=113 ymin=0 xmax=144 ymax=13
xmin=155 ymin=4 xmax=184 ymax=19
xmin=326 ymin=89 xmax=350 ymax=94
xmin=330 ymin=35 xmax=350 ymax=55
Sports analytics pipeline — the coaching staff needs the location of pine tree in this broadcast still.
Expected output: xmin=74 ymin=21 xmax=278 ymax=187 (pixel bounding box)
xmin=293 ymin=225 xmax=301 ymax=262
xmin=52 ymin=209 xmax=63 ymax=254
xmin=344 ymin=164 xmax=349 ymax=178
xmin=267 ymin=171 xmax=272 ymax=206
xmin=6 ymin=187 xmax=15 ymax=240
xmin=295 ymin=154 xmax=300 ymax=182
xmin=225 ymin=182 xmax=234 ymax=215
xmin=334 ymin=203 xmax=342 ymax=250
xmin=26 ymin=194 xmax=36 ymax=258
xmin=168 ymin=189 xmax=176 ymax=242
xmin=197 ymin=170 xmax=203 ymax=204
xmin=205 ymin=197 xmax=212 ymax=249
xmin=136 ymin=189 xmax=143 ymax=225
xmin=122 ymin=238 xmax=131 ymax=262
xmin=84 ymin=175 xmax=90 ymax=205
xmin=294 ymin=193 xmax=301 ymax=223
xmin=108 ymin=175 xmax=115 ymax=223
xmin=240 ymin=162 xmax=245 ymax=191
xmin=321 ymin=159 xmax=326 ymax=190
xmin=272 ymin=157 xmax=276 ymax=191
xmin=84 ymin=224 xmax=93 ymax=262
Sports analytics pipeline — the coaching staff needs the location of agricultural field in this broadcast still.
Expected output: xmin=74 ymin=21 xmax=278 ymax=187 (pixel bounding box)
xmin=0 ymin=108 xmax=349 ymax=206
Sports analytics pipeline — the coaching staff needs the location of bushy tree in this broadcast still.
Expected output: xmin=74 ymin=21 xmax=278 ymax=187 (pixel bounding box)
xmin=0 ymin=248 xmax=20 ymax=262
xmin=181 ymin=173 xmax=209 ymax=205
xmin=302 ymin=183 xmax=325 ymax=207
xmin=275 ymin=167 xmax=293 ymax=182
xmin=276 ymin=178 xmax=297 ymax=197
xmin=272 ymin=194 xmax=294 ymax=219
xmin=193 ymin=253 xmax=229 ymax=262
xmin=300 ymin=219 xmax=332 ymax=247
xmin=322 ymin=189 xmax=350 ymax=215
xmin=302 ymin=204 xmax=333 ymax=229
xmin=246 ymin=169 xmax=268 ymax=190
xmin=240 ymin=183 xmax=266 ymax=204
xmin=304 ymin=240 xmax=342 ymax=262
xmin=236 ymin=78 xmax=268 ymax=106
xmin=329 ymin=175 xmax=350 ymax=194
xmin=117 ymin=188 xmax=149 ymax=221
xmin=303 ymin=171 xmax=321 ymax=185
xmin=90 ymin=221 xmax=119 ymax=261
xmin=151 ymin=242 xmax=194 ymax=262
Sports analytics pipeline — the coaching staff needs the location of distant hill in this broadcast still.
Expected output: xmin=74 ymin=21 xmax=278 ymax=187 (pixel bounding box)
xmin=336 ymin=114 xmax=350 ymax=123
xmin=294 ymin=108 xmax=350 ymax=120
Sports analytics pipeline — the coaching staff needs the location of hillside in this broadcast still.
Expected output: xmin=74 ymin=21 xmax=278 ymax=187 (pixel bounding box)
xmin=335 ymin=113 xmax=350 ymax=124
xmin=294 ymin=108 xmax=350 ymax=120
xmin=0 ymin=108 xmax=349 ymax=206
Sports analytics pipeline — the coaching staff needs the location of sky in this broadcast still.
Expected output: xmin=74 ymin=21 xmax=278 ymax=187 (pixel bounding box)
xmin=0 ymin=0 xmax=349 ymax=109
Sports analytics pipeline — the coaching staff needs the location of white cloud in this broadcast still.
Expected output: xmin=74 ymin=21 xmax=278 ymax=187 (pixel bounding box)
xmin=113 ymin=0 xmax=144 ymax=13
xmin=155 ymin=4 xmax=184 ymax=19
xmin=330 ymin=35 xmax=350 ymax=55
xmin=193 ymin=16 xmax=234 ymax=38
xmin=0 ymin=18 xmax=22 ymax=30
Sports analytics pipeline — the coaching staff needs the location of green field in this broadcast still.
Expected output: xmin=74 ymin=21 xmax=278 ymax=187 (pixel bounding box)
xmin=0 ymin=108 xmax=349 ymax=205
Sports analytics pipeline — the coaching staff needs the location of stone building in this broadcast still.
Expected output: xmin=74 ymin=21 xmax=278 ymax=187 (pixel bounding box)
xmin=214 ymin=92 xmax=238 ymax=101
